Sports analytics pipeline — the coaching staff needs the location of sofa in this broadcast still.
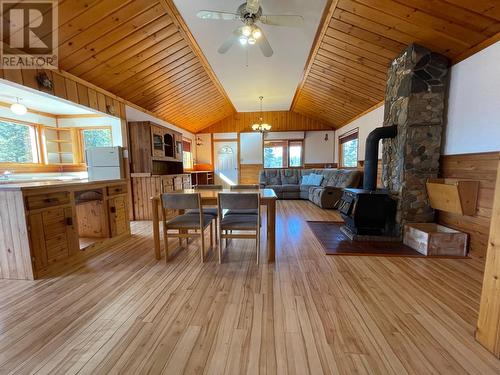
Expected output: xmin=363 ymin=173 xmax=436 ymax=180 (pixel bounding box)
xmin=259 ymin=168 xmax=362 ymax=209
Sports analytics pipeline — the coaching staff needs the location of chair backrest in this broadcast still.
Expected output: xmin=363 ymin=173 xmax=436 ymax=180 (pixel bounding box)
xmin=162 ymin=193 xmax=200 ymax=210
xmin=194 ymin=184 xmax=223 ymax=190
xmin=230 ymin=184 xmax=259 ymax=190
xmin=218 ymin=193 xmax=259 ymax=210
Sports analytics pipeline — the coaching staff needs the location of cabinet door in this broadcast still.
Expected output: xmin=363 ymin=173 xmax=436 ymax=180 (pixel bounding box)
xmin=29 ymin=207 xmax=77 ymax=272
xmin=109 ymin=196 xmax=129 ymax=237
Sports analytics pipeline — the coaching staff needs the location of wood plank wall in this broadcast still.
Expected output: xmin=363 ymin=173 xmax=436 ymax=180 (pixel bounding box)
xmin=240 ymin=165 xmax=262 ymax=184
xmin=200 ymin=111 xmax=334 ymax=133
xmin=0 ymin=69 xmax=126 ymax=120
xmin=437 ymin=152 xmax=500 ymax=257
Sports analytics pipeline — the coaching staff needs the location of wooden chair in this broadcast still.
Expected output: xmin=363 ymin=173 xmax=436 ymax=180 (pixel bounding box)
xmin=190 ymin=184 xmax=223 ymax=242
xmin=227 ymin=185 xmax=260 ymax=215
xmin=218 ymin=193 xmax=260 ymax=264
xmin=161 ymin=193 xmax=213 ymax=263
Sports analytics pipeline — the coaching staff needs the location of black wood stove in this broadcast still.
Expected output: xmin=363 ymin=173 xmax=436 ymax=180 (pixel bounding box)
xmin=339 ymin=125 xmax=398 ymax=238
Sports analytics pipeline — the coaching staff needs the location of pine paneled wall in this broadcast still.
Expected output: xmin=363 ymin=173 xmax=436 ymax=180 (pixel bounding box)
xmin=200 ymin=111 xmax=333 ymax=133
xmin=438 ymin=152 xmax=500 ymax=257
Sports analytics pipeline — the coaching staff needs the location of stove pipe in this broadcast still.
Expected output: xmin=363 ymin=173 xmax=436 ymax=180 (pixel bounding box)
xmin=363 ymin=125 xmax=397 ymax=191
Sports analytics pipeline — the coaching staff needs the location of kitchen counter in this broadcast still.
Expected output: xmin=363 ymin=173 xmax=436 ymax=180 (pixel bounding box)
xmin=0 ymin=178 xmax=128 ymax=191
xmin=0 ymin=179 xmax=130 ymax=280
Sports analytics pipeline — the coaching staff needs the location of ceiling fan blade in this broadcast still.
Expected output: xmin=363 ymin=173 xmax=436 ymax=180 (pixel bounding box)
xmin=217 ymin=28 xmax=242 ymax=54
xmin=245 ymin=0 xmax=260 ymax=15
xmin=197 ymin=10 xmax=239 ymax=21
xmin=259 ymin=15 xmax=304 ymax=27
xmin=258 ymin=30 xmax=273 ymax=57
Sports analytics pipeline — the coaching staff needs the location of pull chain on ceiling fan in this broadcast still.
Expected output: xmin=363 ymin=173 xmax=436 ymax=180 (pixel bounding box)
xmin=197 ymin=0 xmax=304 ymax=57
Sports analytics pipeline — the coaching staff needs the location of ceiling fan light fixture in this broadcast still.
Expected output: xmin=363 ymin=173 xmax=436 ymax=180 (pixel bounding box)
xmin=241 ymin=25 xmax=252 ymax=37
xmin=239 ymin=36 xmax=248 ymax=45
xmin=248 ymin=37 xmax=256 ymax=45
xmin=252 ymin=28 xmax=262 ymax=39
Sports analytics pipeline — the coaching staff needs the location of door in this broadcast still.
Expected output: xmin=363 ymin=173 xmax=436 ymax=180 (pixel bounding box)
xmin=214 ymin=141 xmax=238 ymax=187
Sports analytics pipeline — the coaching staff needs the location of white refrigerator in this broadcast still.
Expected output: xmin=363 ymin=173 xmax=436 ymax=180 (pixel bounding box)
xmin=86 ymin=146 xmax=124 ymax=181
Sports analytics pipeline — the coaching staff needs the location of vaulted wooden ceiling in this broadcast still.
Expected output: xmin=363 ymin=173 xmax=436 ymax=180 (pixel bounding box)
xmin=56 ymin=0 xmax=500 ymax=133
xmin=58 ymin=0 xmax=234 ymax=133
xmin=291 ymin=0 xmax=500 ymax=128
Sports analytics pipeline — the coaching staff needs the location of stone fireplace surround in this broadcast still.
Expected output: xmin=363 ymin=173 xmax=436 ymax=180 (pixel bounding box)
xmin=381 ymin=44 xmax=450 ymax=237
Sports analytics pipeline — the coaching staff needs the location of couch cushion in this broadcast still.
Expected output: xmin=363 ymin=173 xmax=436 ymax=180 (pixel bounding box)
xmin=267 ymin=185 xmax=283 ymax=193
xmin=309 ymin=173 xmax=324 ymax=186
xmin=280 ymin=169 xmax=300 ymax=184
xmin=259 ymin=169 xmax=281 ymax=185
xmin=281 ymin=184 xmax=300 ymax=192
xmin=300 ymin=184 xmax=314 ymax=192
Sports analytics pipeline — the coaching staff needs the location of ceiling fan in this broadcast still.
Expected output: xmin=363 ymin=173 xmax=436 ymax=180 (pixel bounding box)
xmin=197 ymin=0 xmax=304 ymax=57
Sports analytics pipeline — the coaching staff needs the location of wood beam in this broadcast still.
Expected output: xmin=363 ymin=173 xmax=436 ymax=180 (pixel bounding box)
xmin=476 ymin=156 xmax=500 ymax=357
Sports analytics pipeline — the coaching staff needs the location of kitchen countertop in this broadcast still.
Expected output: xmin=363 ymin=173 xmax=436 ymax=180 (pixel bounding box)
xmin=0 ymin=178 xmax=128 ymax=191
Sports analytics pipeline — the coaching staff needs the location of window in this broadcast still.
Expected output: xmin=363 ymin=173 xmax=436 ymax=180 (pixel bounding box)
xmin=81 ymin=128 xmax=112 ymax=150
xmin=182 ymin=139 xmax=193 ymax=169
xmin=339 ymin=130 xmax=358 ymax=168
xmin=263 ymin=140 xmax=303 ymax=168
xmin=0 ymin=120 xmax=39 ymax=163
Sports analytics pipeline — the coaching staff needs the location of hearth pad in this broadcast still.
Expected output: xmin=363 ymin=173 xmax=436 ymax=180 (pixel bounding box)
xmin=306 ymin=221 xmax=468 ymax=258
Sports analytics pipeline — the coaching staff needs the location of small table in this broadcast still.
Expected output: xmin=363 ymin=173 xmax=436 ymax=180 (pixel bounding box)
xmin=151 ymin=188 xmax=278 ymax=262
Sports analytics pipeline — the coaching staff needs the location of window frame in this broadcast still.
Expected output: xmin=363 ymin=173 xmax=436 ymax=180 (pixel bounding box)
xmin=78 ymin=126 xmax=113 ymax=163
xmin=182 ymin=138 xmax=194 ymax=170
xmin=263 ymin=139 xmax=304 ymax=169
xmin=338 ymin=129 xmax=359 ymax=169
xmin=0 ymin=117 xmax=43 ymax=168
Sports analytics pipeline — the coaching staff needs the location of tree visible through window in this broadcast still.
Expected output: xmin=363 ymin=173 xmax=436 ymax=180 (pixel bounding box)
xmin=339 ymin=131 xmax=358 ymax=168
xmin=263 ymin=140 xmax=303 ymax=168
xmin=0 ymin=121 xmax=38 ymax=163
xmin=82 ymin=128 xmax=112 ymax=150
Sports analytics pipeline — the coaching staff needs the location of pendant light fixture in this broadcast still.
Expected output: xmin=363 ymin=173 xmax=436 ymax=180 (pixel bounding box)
xmin=10 ymin=98 xmax=27 ymax=116
xmin=251 ymin=96 xmax=271 ymax=133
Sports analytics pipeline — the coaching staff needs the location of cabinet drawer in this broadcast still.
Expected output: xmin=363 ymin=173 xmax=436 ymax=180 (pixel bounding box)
xmin=107 ymin=184 xmax=127 ymax=196
xmin=26 ymin=192 xmax=70 ymax=210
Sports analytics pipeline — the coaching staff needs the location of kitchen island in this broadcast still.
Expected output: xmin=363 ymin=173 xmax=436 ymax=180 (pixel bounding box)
xmin=0 ymin=179 xmax=130 ymax=280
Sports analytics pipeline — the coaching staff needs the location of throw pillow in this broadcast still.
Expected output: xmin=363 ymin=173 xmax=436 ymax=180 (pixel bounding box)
xmin=301 ymin=175 xmax=311 ymax=185
xmin=309 ymin=173 xmax=324 ymax=186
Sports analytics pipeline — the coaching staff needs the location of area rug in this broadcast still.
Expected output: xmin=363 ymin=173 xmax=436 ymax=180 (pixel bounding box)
xmin=306 ymin=221 xmax=425 ymax=257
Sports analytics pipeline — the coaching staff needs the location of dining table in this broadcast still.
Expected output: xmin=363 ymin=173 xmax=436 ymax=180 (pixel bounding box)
xmin=150 ymin=188 xmax=278 ymax=262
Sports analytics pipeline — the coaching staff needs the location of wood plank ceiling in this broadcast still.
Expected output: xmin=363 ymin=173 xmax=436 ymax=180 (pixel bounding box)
xmin=58 ymin=0 xmax=234 ymax=133
xmin=291 ymin=0 xmax=500 ymax=128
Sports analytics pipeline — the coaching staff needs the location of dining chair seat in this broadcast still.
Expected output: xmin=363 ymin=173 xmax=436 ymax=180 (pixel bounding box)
xmin=186 ymin=207 xmax=218 ymax=217
xmin=220 ymin=214 xmax=259 ymax=230
xmin=225 ymin=208 xmax=259 ymax=216
xmin=166 ymin=214 xmax=213 ymax=229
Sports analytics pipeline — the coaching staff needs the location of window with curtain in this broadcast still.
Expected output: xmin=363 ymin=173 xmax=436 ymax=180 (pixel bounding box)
xmin=0 ymin=120 xmax=39 ymax=163
xmin=182 ymin=139 xmax=193 ymax=169
xmin=339 ymin=130 xmax=358 ymax=168
xmin=263 ymin=140 xmax=303 ymax=168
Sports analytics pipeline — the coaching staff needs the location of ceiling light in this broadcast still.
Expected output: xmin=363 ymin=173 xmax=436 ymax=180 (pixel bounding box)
xmin=10 ymin=98 xmax=27 ymax=116
xmin=248 ymin=37 xmax=256 ymax=45
xmin=241 ymin=25 xmax=252 ymax=37
xmin=252 ymin=96 xmax=272 ymax=133
xmin=239 ymin=36 xmax=248 ymax=45
xmin=252 ymin=28 xmax=262 ymax=39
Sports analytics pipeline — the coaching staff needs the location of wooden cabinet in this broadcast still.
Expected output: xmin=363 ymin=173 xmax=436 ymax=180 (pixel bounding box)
xmin=28 ymin=206 xmax=78 ymax=272
xmin=108 ymin=195 xmax=128 ymax=237
xmin=129 ymin=121 xmax=184 ymax=174
xmin=0 ymin=180 xmax=131 ymax=280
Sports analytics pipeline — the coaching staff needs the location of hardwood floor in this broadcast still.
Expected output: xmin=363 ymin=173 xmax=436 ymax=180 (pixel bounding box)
xmin=0 ymin=200 xmax=499 ymax=374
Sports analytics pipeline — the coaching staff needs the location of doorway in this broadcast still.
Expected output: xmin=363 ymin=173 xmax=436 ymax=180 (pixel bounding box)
xmin=214 ymin=141 xmax=238 ymax=187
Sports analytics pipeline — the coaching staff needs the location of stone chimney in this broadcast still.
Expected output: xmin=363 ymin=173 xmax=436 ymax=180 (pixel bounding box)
xmin=381 ymin=44 xmax=450 ymax=236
